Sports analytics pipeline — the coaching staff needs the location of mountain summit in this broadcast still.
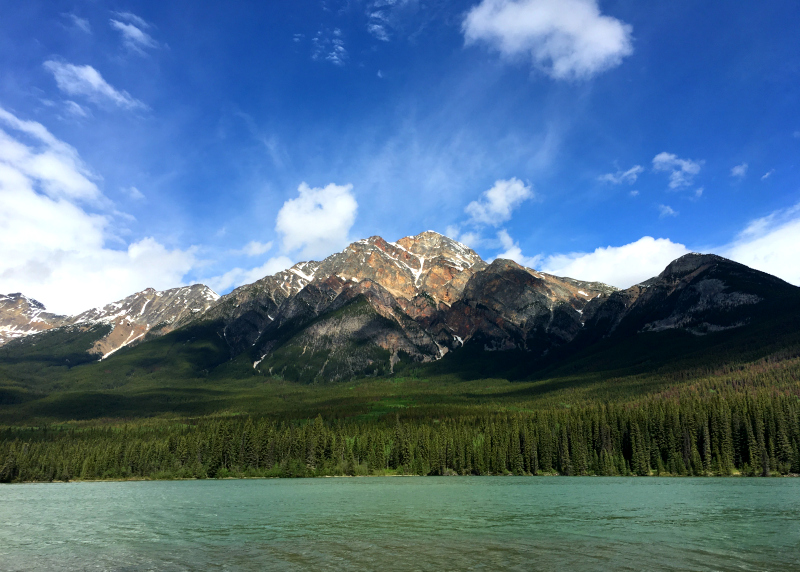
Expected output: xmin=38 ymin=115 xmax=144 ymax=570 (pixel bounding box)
xmin=2 ymin=231 xmax=796 ymax=384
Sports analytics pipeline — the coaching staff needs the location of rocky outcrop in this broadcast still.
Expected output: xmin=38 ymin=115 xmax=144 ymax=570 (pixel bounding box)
xmin=0 ymin=294 xmax=69 ymax=345
xmin=583 ymin=253 xmax=792 ymax=338
xmin=0 ymin=285 xmax=219 ymax=357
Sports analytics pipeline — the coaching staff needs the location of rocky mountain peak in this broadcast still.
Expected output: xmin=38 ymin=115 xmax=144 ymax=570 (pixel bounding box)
xmin=0 ymin=293 xmax=69 ymax=345
xmin=0 ymin=285 xmax=220 ymax=357
xmin=658 ymin=253 xmax=725 ymax=282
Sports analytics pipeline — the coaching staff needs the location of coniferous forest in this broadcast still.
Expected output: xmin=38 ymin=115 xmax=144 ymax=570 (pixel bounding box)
xmin=3 ymin=385 xmax=799 ymax=482
xmin=2 ymin=302 xmax=800 ymax=483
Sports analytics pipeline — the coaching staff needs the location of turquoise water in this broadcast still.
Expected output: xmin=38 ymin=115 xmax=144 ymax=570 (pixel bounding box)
xmin=0 ymin=477 xmax=798 ymax=571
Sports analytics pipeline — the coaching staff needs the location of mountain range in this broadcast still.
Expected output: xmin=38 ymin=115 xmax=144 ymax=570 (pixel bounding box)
xmin=1 ymin=231 xmax=798 ymax=384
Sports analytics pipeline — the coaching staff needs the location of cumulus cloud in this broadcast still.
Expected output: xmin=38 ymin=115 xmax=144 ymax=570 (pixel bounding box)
xmin=276 ymin=182 xmax=358 ymax=259
xmin=204 ymin=256 xmax=293 ymax=293
xmin=652 ymin=152 xmax=702 ymax=189
xmin=462 ymin=0 xmax=633 ymax=80
xmin=466 ymin=178 xmax=533 ymax=226
xmin=43 ymin=61 xmax=145 ymax=110
xmin=721 ymin=204 xmax=800 ymax=285
xmin=659 ymin=204 xmax=678 ymax=218
xmin=110 ymin=18 xmax=158 ymax=53
xmin=598 ymin=165 xmax=643 ymax=185
xmin=730 ymin=163 xmax=748 ymax=178
xmin=532 ymin=203 xmax=800 ymax=289
xmin=495 ymin=229 xmax=542 ymax=267
xmin=0 ymin=107 xmax=195 ymax=314
xmin=540 ymin=237 xmax=691 ymax=288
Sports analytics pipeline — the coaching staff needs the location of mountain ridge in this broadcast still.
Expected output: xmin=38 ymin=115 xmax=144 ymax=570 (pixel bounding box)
xmin=2 ymin=231 xmax=797 ymax=384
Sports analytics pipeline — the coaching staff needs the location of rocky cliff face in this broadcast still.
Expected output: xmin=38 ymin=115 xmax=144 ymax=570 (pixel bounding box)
xmin=0 ymin=294 xmax=69 ymax=345
xmin=0 ymin=285 xmax=219 ymax=357
xmin=582 ymin=253 xmax=792 ymax=340
xmin=197 ymin=231 xmax=615 ymax=380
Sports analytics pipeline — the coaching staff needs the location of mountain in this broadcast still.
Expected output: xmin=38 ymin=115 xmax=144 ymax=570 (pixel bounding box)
xmin=0 ymin=285 xmax=219 ymax=358
xmin=2 ymin=231 xmax=798 ymax=387
xmin=189 ymin=232 xmax=614 ymax=381
xmin=0 ymin=294 xmax=69 ymax=345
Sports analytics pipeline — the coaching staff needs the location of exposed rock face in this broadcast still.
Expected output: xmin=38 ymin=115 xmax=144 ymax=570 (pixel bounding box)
xmin=444 ymin=259 xmax=614 ymax=353
xmin=0 ymin=294 xmax=69 ymax=345
xmin=198 ymin=231 xmax=616 ymax=380
xmin=0 ymin=285 xmax=219 ymax=357
xmin=205 ymin=232 xmax=489 ymax=356
xmin=73 ymin=285 xmax=220 ymax=358
xmin=583 ymin=253 xmax=789 ymax=338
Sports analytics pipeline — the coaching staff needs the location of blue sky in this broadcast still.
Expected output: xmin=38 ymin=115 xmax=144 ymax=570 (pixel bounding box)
xmin=1 ymin=0 xmax=799 ymax=313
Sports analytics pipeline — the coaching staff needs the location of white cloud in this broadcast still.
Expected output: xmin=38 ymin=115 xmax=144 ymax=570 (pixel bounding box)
xmin=111 ymin=11 xmax=151 ymax=29
xmin=43 ymin=61 xmax=145 ymax=110
xmin=368 ymin=23 xmax=391 ymax=41
xmin=495 ymin=229 xmax=542 ymax=268
xmin=694 ymin=187 xmax=703 ymax=199
xmin=125 ymin=186 xmax=145 ymax=200
xmin=659 ymin=204 xmax=678 ymax=218
xmin=275 ymin=182 xmax=358 ymax=259
xmin=204 ymin=256 xmax=293 ymax=293
xmin=730 ymin=163 xmax=748 ymax=178
xmin=465 ymin=178 xmax=533 ymax=226
xmin=463 ymin=0 xmax=633 ymax=80
xmin=110 ymin=19 xmax=158 ymax=53
xmin=0 ymin=107 xmax=195 ymax=314
xmin=721 ymin=203 xmax=800 ymax=285
xmin=540 ymin=237 xmax=691 ymax=288
xmin=761 ymin=169 xmax=775 ymax=180
xmin=312 ymin=28 xmax=348 ymax=66
xmin=236 ymin=241 xmax=273 ymax=257
xmin=652 ymin=152 xmax=702 ymax=189
xmin=64 ymin=100 xmax=88 ymax=117
xmin=629 ymin=190 xmax=639 ymax=197
xmin=598 ymin=165 xmax=643 ymax=184
xmin=64 ymin=14 xmax=91 ymax=33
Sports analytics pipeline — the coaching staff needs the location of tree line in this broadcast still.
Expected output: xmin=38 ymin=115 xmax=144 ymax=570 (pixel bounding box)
xmin=2 ymin=388 xmax=798 ymax=482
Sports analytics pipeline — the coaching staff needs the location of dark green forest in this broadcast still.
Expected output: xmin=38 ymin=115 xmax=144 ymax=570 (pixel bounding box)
xmin=3 ymin=377 xmax=799 ymax=482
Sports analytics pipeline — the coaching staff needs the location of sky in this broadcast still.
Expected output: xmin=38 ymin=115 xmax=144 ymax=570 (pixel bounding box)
xmin=1 ymin=0 xmax=799 ymax=314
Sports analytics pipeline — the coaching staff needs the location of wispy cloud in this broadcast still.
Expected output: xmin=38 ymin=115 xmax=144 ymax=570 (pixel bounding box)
xmin=730 ymin=162 xmax=748 ymax=178
xmin=43 ymin=61 xmax=146 ymax=110
xmin=125 ymin=186 xmax=146 ymax=200
xmin=761 ymin=169 xmax=775 ymax=180
xmin=652 ymin=152 xmax=702 ymax=189
xmin=110 ymin=18 xmax=158 ymax=53
xmin=111 ymin=11 xmax=151 ymax=30
xmin=312 ymin=28 xmax=348 ymax=66
xmin=463 ymin=0 xmax=633 ymax=80
xmin=64 ymin=100 xmax=88 ymax=117
xmin=63 ymin=13 xmax=91 ymax=33
xmin=658 ymin=204 xmax=678 ymax=218
xmin=598 ymin=165 xmax=643 ymax=185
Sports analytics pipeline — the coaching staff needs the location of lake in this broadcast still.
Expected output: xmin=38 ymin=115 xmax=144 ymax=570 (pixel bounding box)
xmin=0 ymin=477 xmax=797 ymax=571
